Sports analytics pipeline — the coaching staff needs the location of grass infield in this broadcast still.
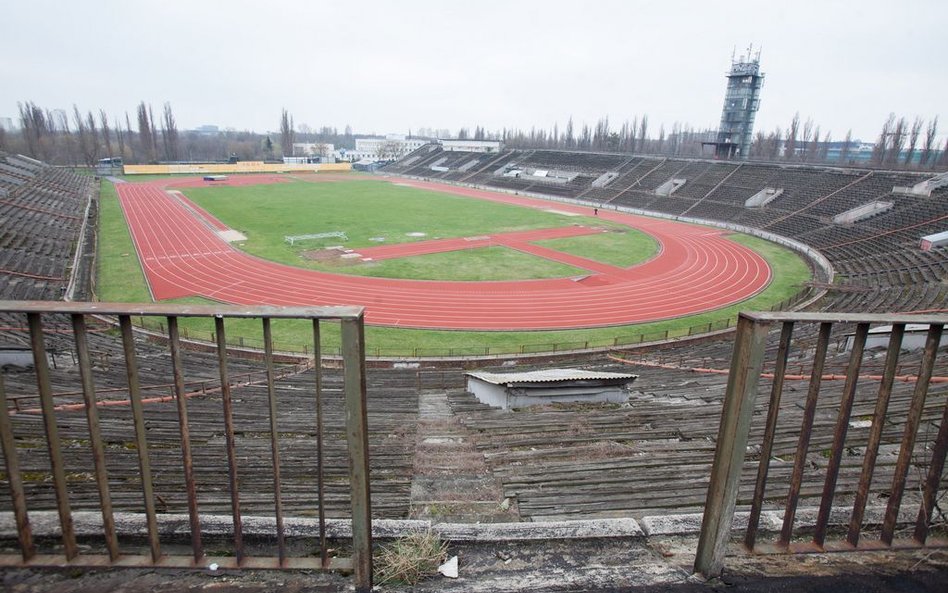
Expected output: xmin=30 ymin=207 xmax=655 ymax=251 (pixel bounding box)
xmin=97 ymin=178 xmax=812 ymax=355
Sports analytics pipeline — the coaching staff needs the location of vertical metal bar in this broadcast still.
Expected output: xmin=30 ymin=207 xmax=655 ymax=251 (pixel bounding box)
xmin=263 ymin=317 xmax=286 ymax=565
xmin=0 ymin=374 xmax=35 ymax=560
xmin=341 ymin=316 xmax=373 ymax=592
xmin=119 ymin=315 xmax=161 ymax=562
xmin=813 ymin=322 xmax=869 ymax=547
xmin=913 ymin=393 xmax=948 ymax=544
xmin=167 ymin=316 xmax=203 ymax=563
xmin=693 ymin=314 xmax=770 ymax=577
xmin=881 ymin=323 xmax=944 ymax=545
xmin=745 ymin=321 xmax=794 ymax=549
xmin=313 ymin=319 xmax=328 ymax=568
xmin=215 ymin=317 xmax=244 ymax=565
xmin=778 ymin=321 xmax=832 ymax=548
xmin=848 ymin=324 xmax=905 ymax=546
xmin=27 ymin=312 xmax=77 ymax=560
xmin=71 ymin=314 xmax=120 ymax=561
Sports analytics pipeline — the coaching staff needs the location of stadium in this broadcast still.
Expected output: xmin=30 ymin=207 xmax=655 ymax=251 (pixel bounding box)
xmin=1 ymin=36 xmax=947 ymax=593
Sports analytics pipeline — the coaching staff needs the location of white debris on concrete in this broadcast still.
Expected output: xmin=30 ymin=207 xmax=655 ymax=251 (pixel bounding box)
xmin=438 ymin=555 xmax=459 ymax=578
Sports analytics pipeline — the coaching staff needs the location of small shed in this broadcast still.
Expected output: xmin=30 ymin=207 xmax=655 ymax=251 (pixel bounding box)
xmin=466 ymin=368 xmax=638 ymax=410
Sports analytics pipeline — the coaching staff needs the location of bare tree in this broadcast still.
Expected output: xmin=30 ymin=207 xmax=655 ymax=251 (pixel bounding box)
xmin=149 ymin=104 xmax=159 ymax=159
xmin=73 ymin=105 xmax=90 ymax=166
xmin=628 ymin=116 xmax=637 ymax=153
xmin=839 ymin=129 xmax=852 ymax=164
xmin=783 ymin=113 xmax=800 ymax=160
xmin=809 ymin=124 xmax=821 ymax=161
xmin=818 ymin=131 xmax=831 ymax=162
xmin=749 ymin=131 xmax=766 ymax=158
xmin=86 ymin=110 xmax=100 ymax=166
xmin=114 ymin=113 xmax=127 ymax=161
xmin=800 ymin=118 xmax=814 ymax=161
xmin=886 ymin=116 xmax=906 ymax=167
xmin=579 ymin=124 xmax=591 ymax=149
xmin=125 ymin=112 xmax=136 ymax=162
xmin=161 ymin=102 xmax=180 ymax=161
xmin=279 ymin=109 xmax=295 ymax=157
xmin=18 ymin=101 xmax=53 ymax=160
xmin=871 ymin=113 xmax=894 ymax=166
xmin=593 ymin=117 xmax=609 ymax=151
xmin=638 ymin=115 xmax=648 ymax=152
xmin=99 ymin=110 xmax=113 ymax=159
xmin=938 ymin=137 xmax=948 ymax=169
xmin=768 ymin=127 xmax=782 ymax=160
xmin=920 ymin=117 xmax=938 ymax=169
xmin=137 ymin=102 xmax=156 ymax=162
xmin=903 ymin=116 xmax=923 ymax=168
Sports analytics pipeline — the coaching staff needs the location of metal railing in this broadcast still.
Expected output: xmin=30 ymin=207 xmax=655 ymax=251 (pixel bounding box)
xmin=695 ymin=312 xmax=947 ymax=577
xmin=0 ymin=301 xmax=373 ymax=592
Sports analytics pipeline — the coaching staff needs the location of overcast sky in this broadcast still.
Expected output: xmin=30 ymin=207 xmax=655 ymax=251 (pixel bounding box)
xmin=2 ymin=0 xmax=946 ymax=143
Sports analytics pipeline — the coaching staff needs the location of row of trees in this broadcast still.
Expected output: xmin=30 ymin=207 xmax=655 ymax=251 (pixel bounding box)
xmin=746 ymin=113 xmax=946 ymax=169
xmin=495 ymin=116 xmax=719 ymax=158
xmin=1 ymin=101 xmax=363 ymax=166
xmin=462 ymin=113 xmax=947 ymax=170
xmin=2 ymin=100 xmax=944 ymax=171
xmin=11 ymin=100 xmax=184 ymax=167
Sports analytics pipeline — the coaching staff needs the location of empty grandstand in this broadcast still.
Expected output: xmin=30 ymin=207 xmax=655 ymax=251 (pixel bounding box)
xmin=0 ymin=152 xmax=96 ymax=302
xmin=0 ymin=149 xmax=944 ymax=587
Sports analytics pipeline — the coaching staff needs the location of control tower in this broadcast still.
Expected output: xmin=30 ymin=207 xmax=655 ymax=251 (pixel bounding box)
xmin=708 ymin=46 xmax=764 ymax=159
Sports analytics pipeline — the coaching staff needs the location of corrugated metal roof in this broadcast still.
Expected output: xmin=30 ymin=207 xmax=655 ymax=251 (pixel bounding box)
xmin=466 ymin=368 xmax=637 ymax=386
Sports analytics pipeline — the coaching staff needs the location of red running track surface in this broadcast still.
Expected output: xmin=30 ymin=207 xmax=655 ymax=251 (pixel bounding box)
xmin=115 ymin=176 xmax=772 ymax=330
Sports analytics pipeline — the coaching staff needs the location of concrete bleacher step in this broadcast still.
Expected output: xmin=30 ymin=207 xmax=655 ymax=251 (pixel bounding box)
xmin=409 ymin=390 xmax=518 ymax=523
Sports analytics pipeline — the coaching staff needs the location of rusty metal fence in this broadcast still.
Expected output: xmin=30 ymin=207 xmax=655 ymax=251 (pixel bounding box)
xmin=695 ymin=312 xmax=947 ymax=577
xmin=0 ymin=301 xmax=373 ymax=591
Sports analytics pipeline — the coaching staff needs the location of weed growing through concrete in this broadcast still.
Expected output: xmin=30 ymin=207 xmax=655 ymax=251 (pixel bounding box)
xmin=374 ymin=530 xmax=449 ymax=585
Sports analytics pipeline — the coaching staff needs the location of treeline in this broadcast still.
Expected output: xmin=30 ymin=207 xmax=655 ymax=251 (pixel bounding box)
xmin=1 ymin=101 xmax=359 ymax=166
xmin=462 ymin=116 xmax=715 ymax=158
xmin=747 ymin=113 xmax=946 ymax=169
xmin=2 ymin=100 xmax=944 ymax=171
xmin=459 ymin=112 xmax=947 ymax=170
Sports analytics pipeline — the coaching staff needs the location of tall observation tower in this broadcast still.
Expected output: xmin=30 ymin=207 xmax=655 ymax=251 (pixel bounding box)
xmin=709 ymin=46 xmax=764 ymax=159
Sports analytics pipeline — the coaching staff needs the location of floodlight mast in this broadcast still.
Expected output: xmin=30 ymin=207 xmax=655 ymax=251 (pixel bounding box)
xmin=708 ymin=47 xmax=765 ymax=160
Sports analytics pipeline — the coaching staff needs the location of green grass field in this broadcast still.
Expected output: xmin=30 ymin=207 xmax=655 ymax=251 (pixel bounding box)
xmin=97 ymin=177 xmax=813 ymax=356
xmin=180 ymin=179 xmax=657 ymax=280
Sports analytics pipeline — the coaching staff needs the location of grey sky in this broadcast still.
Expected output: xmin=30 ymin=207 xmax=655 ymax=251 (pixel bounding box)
xmin=2 ymin=0 xmax=946 ymax=143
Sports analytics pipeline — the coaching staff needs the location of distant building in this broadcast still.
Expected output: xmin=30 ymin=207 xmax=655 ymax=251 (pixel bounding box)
xmin=95 ymin=156 xmax=124 ymax=176
xmin=353 ymin=135 xmax=427 ymax=161
xmin=291 ymin=142 xmax=334 ymax=162
xmin=705 ymin=47 xmax=765 ymax=159
xmin=192 ymin=125 xmax=220 ymax=135
xmin=440 ymin=139 xmax=503 ymax=153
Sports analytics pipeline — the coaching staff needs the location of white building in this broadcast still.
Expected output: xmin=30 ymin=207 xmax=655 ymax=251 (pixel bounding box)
xmin=441 ymin=139 xmax=503 ymax=153
xmin=353 ymin=135 xmax=428 ymax=161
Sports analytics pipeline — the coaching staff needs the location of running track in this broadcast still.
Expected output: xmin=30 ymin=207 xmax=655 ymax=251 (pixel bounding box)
xmin=115 ymin=175 xmax=772 ymax=330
